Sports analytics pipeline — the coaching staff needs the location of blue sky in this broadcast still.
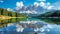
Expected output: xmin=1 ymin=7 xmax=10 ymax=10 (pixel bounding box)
xmin=0 ymin=0 xmax=60 ymax=9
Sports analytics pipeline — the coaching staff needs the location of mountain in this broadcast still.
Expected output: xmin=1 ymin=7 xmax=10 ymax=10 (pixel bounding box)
xmin=37 ymin=10 xmax=60 ymax=17
xmin=15 ymin=5 xmax=47 ymax=14
xmin=37 ymin=10 xmax=60 ymax=25
xmin=14 ymin=5 xmax=49 ymax=18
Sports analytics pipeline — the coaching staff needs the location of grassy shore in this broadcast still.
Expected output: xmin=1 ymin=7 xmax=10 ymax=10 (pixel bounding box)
xmin=0 ymin=15 xmax=26 ymax=28
xmin=0 ymin=15 xmax=26 ymax=20
xmin=0 ymin=15 xmax=11 ymax=20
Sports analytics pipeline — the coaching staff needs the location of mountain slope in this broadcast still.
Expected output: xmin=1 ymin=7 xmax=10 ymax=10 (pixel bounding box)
xmin=37 ymin=10 xmax=60 ymax=17
xmin=37 ymin=10 xmax=60 ymax=25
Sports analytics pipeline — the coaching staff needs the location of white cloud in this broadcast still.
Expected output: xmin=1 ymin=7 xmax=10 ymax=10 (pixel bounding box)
xmin=16 ymin=1 xmax=24 ymax=7
xmin=39 ymin=2 xmax=53 ymax=10
xmin=7 ymin=8 xmax=12 ymax=11
xmin=0 ymin=0 xmax=4 ymax=3
xmin=16 ymin=1 xmax=24 ymax=10
xmin=47 ymin=6 xmax=53 ymax=10
xmin=15 ymin=1 xmax=53 ymax=13
xmin=34 ymin=2 xmax=39 ymax=7
xmin=37 ymin=0 xmax=46 ymax=1
xmin=40 ymin=2 xmax=45 ymax=7
xmin=47 ymin=2 xmax=50 ymax=6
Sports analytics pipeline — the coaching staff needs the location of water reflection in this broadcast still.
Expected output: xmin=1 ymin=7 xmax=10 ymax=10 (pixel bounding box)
xmin=15 ymin=20 xmax=60 ymax=34
xmin=0 ymin=18 xmax=60 ymax=34
xmin=0 ymin=18 xmax=26 ymax=28
xmin=39 ymin=18 xmax=60 ymax=25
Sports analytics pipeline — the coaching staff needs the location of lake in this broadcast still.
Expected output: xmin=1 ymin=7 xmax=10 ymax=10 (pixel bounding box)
xmin=0 ymin=18 xmax=60 ymax=34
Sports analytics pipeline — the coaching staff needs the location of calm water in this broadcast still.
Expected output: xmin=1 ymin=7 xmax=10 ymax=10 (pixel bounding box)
xmin=0 ymin=18 xmax=60 ymax=34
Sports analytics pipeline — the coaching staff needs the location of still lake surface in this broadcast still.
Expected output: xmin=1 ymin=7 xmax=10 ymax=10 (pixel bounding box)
xmin=0 ymin=18 xmax=60 ymax=34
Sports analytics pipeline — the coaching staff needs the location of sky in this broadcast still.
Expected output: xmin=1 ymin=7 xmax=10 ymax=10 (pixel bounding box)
xmin=0 ymin=0 xmax=60 ymax=9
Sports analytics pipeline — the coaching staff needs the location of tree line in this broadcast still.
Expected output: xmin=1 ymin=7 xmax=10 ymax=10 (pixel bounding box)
xmin=0 ymin=8 xmax=26 ymax=17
